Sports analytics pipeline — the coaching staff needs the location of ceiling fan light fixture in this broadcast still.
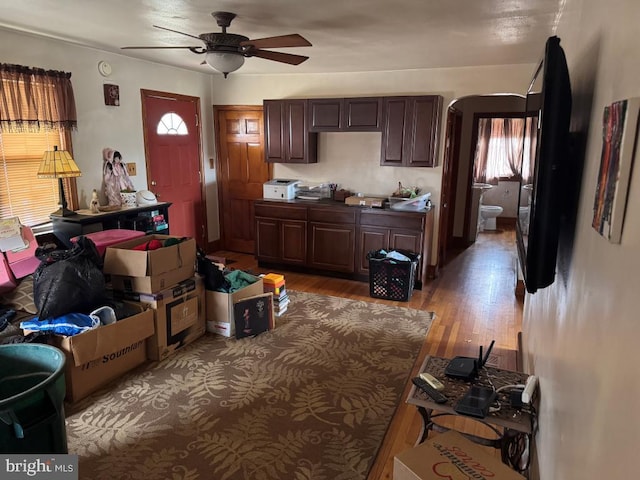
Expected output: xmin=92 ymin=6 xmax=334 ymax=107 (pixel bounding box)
xmin=205 ymin=51 xmax=245 ymax=77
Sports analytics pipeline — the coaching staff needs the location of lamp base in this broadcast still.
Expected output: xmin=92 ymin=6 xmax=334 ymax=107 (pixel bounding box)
xmin=50 ymin=207 xmax=77 ymax=217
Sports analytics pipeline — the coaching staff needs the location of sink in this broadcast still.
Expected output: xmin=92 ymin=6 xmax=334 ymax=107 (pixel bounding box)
xmin=472 ymin=183 xmax=493 ymax=192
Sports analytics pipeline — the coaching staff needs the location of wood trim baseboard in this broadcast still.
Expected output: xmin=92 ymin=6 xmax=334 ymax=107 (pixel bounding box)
xmin=207 ymin=239 xmax=222 ymax=253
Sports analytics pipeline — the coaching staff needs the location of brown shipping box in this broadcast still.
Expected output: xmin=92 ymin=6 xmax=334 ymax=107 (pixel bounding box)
xmin=205 ymin=275 xmax=264 ymax=337
xmin=103 ymin=235 xmax=196 ymax=294
xmin=344 ymin=196 xmax=385 ymax=208
xmin=50 ymin=306 xmax=155 ymax=402
xmin=394 ymin=430 xmax=525 ymax=480
xmin=134 ymin=277 xmax=206 ymax=361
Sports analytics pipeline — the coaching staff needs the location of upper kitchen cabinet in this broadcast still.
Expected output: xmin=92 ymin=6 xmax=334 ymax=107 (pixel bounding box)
xmin=264 ymin=99 xmax=317 ymax=163
xmin=308 ymin=97 xmax=382 ymax=132
xmin=380 ymin=95 xmax=443 ymax=167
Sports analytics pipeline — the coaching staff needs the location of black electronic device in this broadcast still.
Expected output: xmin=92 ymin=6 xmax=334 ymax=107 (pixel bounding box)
xmin=516 ymin=35 xmax=573 ymax=294
xmin=444 ymin=340 xmax=495 ymax=380
xmin=454 ymin=385 xmax=497 ymax=418
xmin=411 ymin=377 xmax=447 ymax=404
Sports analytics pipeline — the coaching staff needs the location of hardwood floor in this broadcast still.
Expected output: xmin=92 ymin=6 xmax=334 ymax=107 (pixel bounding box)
xmin=211 ymin=227 xmax=523 ymax=479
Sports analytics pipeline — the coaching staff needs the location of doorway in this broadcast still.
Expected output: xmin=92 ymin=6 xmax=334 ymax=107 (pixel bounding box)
xmin=141 ymin=89 xmax=206 ymax=247
xmin=213 ymin=106 xmax=271 ymax=254
xmin=437 ymin=94 xmax=525 ymax=272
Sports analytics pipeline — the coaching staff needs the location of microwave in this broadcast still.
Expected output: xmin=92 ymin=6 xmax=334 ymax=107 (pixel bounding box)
xmin=263 ymin=179 xmax=300 ymax=200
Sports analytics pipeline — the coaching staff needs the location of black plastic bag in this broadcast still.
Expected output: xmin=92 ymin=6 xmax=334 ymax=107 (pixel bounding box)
xmin=33 ymin=236 xmax=106 ymax=320
xmin=196 ymin=247 xmax=229 ymax=291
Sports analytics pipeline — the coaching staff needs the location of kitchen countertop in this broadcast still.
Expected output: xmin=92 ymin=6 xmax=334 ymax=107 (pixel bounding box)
xmin=257 ymin=197 xmax=432 ymax=213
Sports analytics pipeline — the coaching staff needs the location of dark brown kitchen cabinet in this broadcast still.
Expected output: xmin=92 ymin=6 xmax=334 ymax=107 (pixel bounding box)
xmin=264 ymin=99 xmax=317 ymax=163
xmin=380 ymin=95 xmax=443 ymax=167
xmin=308 ymin=97 xmax=382 ymax=132
xmin=308 ymin=208 xmax=356 ymax=273
xmin=255 ymin=203 xmax=307 ymax=264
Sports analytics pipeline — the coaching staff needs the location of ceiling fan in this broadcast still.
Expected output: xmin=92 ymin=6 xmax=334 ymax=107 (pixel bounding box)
xmin=122 ymin=11 xmax=311 ymax=78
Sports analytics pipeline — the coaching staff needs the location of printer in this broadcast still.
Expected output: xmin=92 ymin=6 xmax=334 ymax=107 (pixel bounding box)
xmin=263 ymin=179 xmax=300 ymax=200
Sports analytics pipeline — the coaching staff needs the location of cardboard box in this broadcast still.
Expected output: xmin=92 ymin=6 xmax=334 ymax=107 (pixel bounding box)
xmin=135 ymin=277 xmax=206 ymax=361
xmin=0 ymin=217 xmax=27 ymax=252
xmin=394 ymin=431 xmax=525 ymax=480
xmin=50 ymin=306 xmax=155 ymax=402
xmin=103 ymin=235 xmax=196 ymax=293
xmin=344 ymin=196 xmax=385 ymax=208
xmin=205 ymin=276 xmax=264 ymax=337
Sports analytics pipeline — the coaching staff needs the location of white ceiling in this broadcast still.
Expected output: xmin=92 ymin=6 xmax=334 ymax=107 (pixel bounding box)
xmin=0 ymin=0 xmax=563 ymax=76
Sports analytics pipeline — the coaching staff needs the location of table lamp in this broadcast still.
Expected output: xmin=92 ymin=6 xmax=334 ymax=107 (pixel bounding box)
xmin=37 ymin=146 xmax=82 ymax=217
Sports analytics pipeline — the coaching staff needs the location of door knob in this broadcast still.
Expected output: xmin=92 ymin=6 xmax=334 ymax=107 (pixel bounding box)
xmin=151 ymin=181 xmax=157 ymax=186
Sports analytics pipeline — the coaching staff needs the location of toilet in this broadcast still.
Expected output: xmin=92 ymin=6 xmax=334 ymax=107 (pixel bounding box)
xmin=479 ymin=205 xmax=503 ymax=231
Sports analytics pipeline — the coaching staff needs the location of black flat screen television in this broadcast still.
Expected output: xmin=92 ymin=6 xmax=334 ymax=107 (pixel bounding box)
xmin=516 ymin=36 xmax=572 ymax=294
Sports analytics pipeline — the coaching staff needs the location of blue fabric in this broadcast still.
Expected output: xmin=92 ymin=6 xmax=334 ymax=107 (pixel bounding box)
xmin=20 ymin=313 xmax=100 ymax=336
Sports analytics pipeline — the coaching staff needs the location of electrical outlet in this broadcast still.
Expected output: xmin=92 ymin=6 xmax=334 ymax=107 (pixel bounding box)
xmin=126 ymin=163 xmax=137 ymax=176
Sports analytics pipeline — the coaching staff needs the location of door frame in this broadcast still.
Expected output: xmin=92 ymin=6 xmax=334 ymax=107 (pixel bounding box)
xmin=212 ymin=104 xmax=269 ymax=251
xmin=140 ymin=89 xmax=207 ymax=247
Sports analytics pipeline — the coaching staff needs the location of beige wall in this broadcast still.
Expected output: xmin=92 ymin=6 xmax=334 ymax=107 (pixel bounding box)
xmin=0 ymin=28 xmax=219 ymax=238
xmin=522 ymin=0 xmax=640 ymax=478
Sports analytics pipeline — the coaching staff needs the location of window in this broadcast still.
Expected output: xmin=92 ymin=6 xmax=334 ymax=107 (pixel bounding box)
xmin=157 ymin=112 xmax=188 ymax=135
xmin=0 ymin=130 xmax=70 ymax=226
xmin=473 ymin=117 xmax=530 ymax=184
xmin=0 ymin=63 xmax=78 ymax=225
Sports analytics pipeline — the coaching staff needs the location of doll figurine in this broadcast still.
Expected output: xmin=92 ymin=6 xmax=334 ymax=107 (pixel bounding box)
xmin=102 ymin=147 xmax=135 ymax=206
xmin=90 ymin=189 xmax=100 ymax=213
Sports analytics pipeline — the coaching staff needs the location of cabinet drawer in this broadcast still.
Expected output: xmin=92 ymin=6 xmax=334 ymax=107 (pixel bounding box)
xmin=360 ymin=211 xmax=424 ymax=230
xmin=308 ymin=207 xmax=356 ymax=224
xmin=255 ymin=203 xmax=308 ymax=221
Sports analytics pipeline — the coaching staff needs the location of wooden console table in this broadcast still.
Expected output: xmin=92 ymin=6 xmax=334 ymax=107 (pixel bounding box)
xmin=407 ymin=355 xmax=535 ymax=476
xmin=50 ymin=202 xmax=172 ymax=247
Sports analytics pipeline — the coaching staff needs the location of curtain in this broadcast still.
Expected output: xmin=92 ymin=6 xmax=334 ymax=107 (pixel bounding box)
xmin=473 ymin=117 xmax=526 ymax=184
xmin=0 ymin=63 xmax=77 ymax=132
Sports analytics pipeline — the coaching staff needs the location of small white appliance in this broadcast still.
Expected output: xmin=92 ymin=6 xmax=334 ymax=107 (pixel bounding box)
xmin=263 ymin=179 xmax=300 ymax=200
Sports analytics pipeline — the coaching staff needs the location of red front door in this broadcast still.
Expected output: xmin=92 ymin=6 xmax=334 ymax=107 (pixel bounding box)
xmin=141 ymin=90 xmax=205 ymax=247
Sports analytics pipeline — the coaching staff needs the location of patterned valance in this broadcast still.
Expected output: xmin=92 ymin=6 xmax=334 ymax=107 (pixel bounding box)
xmin=0 ymin=63 xmax=77 ymax=132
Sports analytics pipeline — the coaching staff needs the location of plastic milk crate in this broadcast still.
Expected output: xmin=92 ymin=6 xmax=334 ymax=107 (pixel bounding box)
xmin=367 ymin=249 xmax=420 ymax=302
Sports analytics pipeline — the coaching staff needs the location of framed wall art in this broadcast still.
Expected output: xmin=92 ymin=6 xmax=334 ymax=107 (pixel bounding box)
xmin=592 ymin=97 xmax=640 ymax=243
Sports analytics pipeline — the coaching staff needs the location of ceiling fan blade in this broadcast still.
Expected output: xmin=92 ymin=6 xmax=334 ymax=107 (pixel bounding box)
xmin=122 ymin=46 xmax=202 ymax=50
xmin=247 ymin=49 xmax=309 ymax=65
xmin=240 ymin=34 xmax=311 ymax=49
xmin=153 ymin=25 xmax=203 ymax=41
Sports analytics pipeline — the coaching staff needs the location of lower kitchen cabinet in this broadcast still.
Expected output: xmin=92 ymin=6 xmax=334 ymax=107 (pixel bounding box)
xmin=308 ymin=207 xmax=357 ymax=273
xmin=255 ymin=203 xmax=307 ymax=265
xmin=254 ymin=200 xmax=433 ymax=286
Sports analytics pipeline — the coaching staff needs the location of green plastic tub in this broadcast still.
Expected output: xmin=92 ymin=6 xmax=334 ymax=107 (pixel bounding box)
xmin=0 ymin=343 xmax=67 ymax=453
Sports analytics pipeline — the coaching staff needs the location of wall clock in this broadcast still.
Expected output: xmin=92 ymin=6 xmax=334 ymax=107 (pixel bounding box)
xmin=98 ymin=61 xmax=112 ymax=77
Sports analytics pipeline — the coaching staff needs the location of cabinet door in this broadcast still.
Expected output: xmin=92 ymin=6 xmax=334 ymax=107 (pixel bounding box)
xmin=357 ymin=226 xmax=389 ymax=275
xmin=255 ymin=218 xmax=280 ymax=261
xmin=281 ymin=220 xmax=307 ymax=264
xmin=406 ymin=96 xmax=443 ymax=167
xmin=344 ymin=97 xmax=382 ymax=131
xmin=309 ymin=98 xmax=343 ymax=131
xmin=285 ymin=100 xmax=316 ymax=163
xmin=380 ymin=97 xmax=410 ymax=166
xmin=309 ymin=222 xmax=356 ymax=273
xmin=264 ymin=100 xmax=285 ymax=162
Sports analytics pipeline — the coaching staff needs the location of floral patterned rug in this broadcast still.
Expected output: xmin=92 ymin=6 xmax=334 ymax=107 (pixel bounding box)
xmin=65 ymin=291 xmax=433 ymax=480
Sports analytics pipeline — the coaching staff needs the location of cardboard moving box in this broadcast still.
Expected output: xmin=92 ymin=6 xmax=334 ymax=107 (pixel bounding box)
xmin=133 ymin=277 xmax=206 ymax=361
xmin=50 ymin=307 xmax=155 ymax=402
xmin=104 ymin=235 xmax=196 ymax=293
xmin=394 ymin=430 xmax=525 ymax=480
xmin=205 ymin=275 xmax=264 ymax=337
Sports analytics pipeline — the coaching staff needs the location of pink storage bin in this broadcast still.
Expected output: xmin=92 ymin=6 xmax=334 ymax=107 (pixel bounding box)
xmin=5 ymin=225 xmax=40 ymax=279
xmin=71 ymin=229 xmax=146 ymax=257
xmin=0 ymin=253 xmax=17 ymax=293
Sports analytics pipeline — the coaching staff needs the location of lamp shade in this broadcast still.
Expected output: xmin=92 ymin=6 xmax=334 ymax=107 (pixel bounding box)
xmin=205 ymin=51 xmax=245 ymax=77
xmin=37 ymin=146 xmax=82 ymax=179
